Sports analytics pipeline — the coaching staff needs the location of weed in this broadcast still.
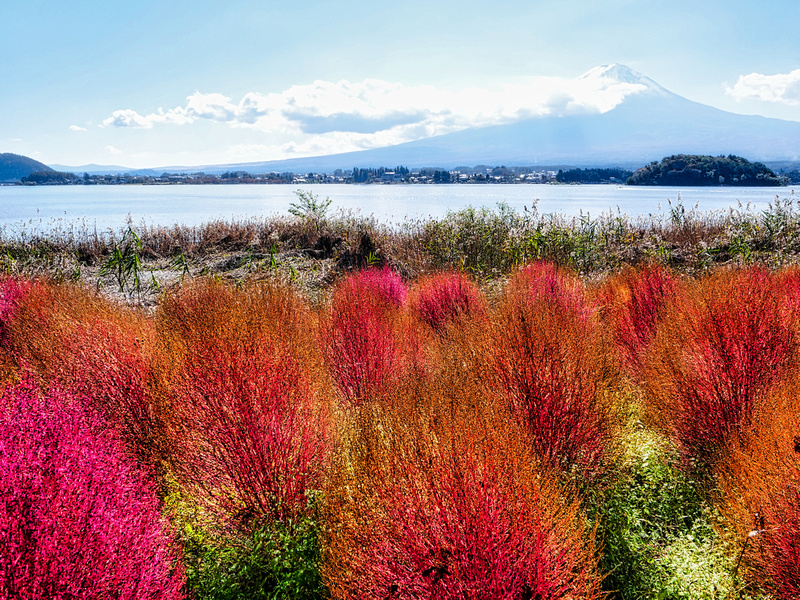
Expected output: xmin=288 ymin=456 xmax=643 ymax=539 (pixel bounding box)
xmin=100 ymin=225 xmax=144 ymax=295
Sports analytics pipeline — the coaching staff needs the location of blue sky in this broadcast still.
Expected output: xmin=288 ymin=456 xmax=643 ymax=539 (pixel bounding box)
xmin=4 ymin=0 xmax=800 ymax=169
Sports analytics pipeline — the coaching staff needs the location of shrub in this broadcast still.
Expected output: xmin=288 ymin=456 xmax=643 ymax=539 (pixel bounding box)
xmin=0 ymin=276 xmax=32 ymax=384
xmin=715 ymin=380 xmax=800 ymax=598
xmin=0 ymin=378 xmax=184 ymax=599
xmin=0 ymin=276 xmax=31 ymax=351
xmin=322 ymin=268 xmax=419 ymax=405
xmin=598 ymin=263 xmax=678 ymax=380
xmin=1 ymin=281 xmax=161 ymax=466
xmin=410 ymin=271 xmax=486 ymax=331
xmin=492 ymin=263 xmax=615 ymax=480
xmin=508 ymin=261 xmax=589 ymax=318
xmin=322 ymin=380 xmax=602 ymax=599
xmin=156 ymin=279 xmax=330 ymax=529
xmin=642 ymin=266 xmax=795 ymax=468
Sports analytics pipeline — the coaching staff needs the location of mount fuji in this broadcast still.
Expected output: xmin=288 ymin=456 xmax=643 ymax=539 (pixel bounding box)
xmin=61 ymin=65 xmax=800 ymax=174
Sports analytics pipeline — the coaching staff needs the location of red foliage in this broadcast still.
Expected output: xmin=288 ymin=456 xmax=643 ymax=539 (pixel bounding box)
xmin=643 ymin=267 xmax=795 ymax=466
xmin=323 ymin=268 xmax=417 ymax=405
xmin=410 ymin=271 xmax=486 ymax=330
xmin=0 ymin=276 xmax=31 ymax=352
xmin=156 ymin=280 xmax=330 ymax=528
xmin=171 ymin=339 xmax=326 ymax=526
xmin=600 ymin=263 xmax=677 ymax=379
xmin=339 ymin=266 xmax=408 ymax=310
xmin=508 ymin=261 xmax=590 ymax=318
xmin=0 ymin=378 xmax=184 ymax=600
xmin=323 ymin=384 xmax=602 ymax=599
xmin=492 ymin=264 xmax=613 ymax=480
xmin=1 ymin=282 xmax=159 ymax=464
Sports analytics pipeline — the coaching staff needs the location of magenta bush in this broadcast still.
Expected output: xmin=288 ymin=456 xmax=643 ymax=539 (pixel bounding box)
xmin=340 ymin=267 xmax=407 ymax=309
xmin=411 ymin=271 xmax=486 ymax=330
xmin=0 ymin=379 xmax=185 ymax=600
xmin=323 ymin=268 xmax=412 ymax=405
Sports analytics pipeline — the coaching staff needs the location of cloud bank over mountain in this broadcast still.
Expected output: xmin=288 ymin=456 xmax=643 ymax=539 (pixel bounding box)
xmin=100 ymin=66 xmax=657 ymax=160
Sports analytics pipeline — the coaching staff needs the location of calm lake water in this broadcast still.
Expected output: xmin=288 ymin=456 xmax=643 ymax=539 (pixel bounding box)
xmin=1 ymin=184 xmax=797 ymax=237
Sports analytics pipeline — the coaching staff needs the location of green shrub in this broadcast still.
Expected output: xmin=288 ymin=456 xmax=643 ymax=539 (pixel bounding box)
xmin=594 ymin=408 xmax=758 ymax=599
xmin=183 ymin=508 xmax=327 ymax=600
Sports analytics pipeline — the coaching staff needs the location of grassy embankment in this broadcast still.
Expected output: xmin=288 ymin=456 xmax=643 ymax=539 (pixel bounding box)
xmin=4 ymin=194 xmax=800 ymax=598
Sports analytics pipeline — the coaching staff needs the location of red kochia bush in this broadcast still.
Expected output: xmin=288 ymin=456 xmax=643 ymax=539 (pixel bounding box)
xmin=323 ymin=383 xmax=602 ymax=599
xmin=157 ymin=280 xmax=329 ymax=528
xmin=0 ymin=379 xmax=184 ymax=600
xmin=410 ymin=271 xmax=486 ymax=331
xmin=172 ymin=339 xmax=325 ymax=526
xmin=323 ymin=268 xmax=415 ymax=405
xmin=643 ymin=267 xmax=795 ymax=467
xmin=599 ymin=263 xmax=677 ymax=379
xmin=492 ymin=263 xmax=613 ymax=480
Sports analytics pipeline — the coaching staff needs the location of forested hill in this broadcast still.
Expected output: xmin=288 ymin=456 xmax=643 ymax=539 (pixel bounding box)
xmin=627 ymin=154 xmax=782 ymax=186
xmin=0 ymin=153 xmax=53 ymax=182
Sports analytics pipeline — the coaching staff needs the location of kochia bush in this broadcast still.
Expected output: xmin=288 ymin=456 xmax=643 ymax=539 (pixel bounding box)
xmin=643 ymin=267 xmax=795 ymax=467
xmin=322 ymin=268 xmax=417 ymax=405
xmin=0 ymin=379 xmax=185 ymax=600
xmin=410 ymin=271 xmax=486 ymax=331
xmin=492 ymin=263 xmax=614 ymax=480
xmin=322 ymin=381 xmax=602 ymax=599
xmin=599 ymin=263 xmax=677 ymax=380
xmin=157 ymin=280 xmax=330 ymax=529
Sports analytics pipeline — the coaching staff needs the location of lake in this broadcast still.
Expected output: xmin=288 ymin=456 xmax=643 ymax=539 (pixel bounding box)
xmin=1 ymin=184 xmax=797 ymax=237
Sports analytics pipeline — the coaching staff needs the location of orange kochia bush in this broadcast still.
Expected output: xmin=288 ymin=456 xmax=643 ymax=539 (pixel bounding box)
xmin=322 ymin=375 xmax=603 ymax=600
xmin=716 ymin=378 xmax=800 ymax=599
xmin=154 ymin=279 xmax=331 ymax=528
xmin=597 ymin=262 xmax=678 ymax=381
xmin=642 ymin=266 xmax=795 ymax=468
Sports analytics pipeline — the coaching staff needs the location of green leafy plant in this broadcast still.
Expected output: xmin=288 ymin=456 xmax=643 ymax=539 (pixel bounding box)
xmin=289 ymin=190 xmax=332 ymax=224
xmin=100 ymin=226 xmax=143 ymax=294
xmin=183 ymin=507 xmax=327 ymax=600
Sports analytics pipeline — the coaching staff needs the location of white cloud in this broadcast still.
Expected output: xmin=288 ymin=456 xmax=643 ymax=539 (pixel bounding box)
xmin=726 ymin=69 xmax=800 ymax=105
xmin=100 ymin=69 xmax=652 ymax=158
xmin=69 ymin=125 xmax=88 ymax=132
xmin=104 ymin=145 xmax=123 ymax=155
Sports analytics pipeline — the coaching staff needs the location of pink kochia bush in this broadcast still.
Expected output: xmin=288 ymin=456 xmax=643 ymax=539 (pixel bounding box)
xmin=0 ymin=378 xmax=185 ymax=600
xmin=323 ymin=268 xmax=415 ymax=405
xmin=410 ymin=271 xmax=486 ymax=330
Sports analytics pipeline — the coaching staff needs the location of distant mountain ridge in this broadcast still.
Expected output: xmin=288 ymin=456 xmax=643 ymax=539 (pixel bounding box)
xmin=45 ymin=65 xmax=800 ymax=175
xmin=0 ymin=153 xmax=53 ymax=182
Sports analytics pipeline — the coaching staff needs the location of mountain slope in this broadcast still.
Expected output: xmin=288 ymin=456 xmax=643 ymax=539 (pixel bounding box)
xmin=192 ymin=64 xmax=800 ymax=172
xmin=0 ymin=153 xmax=53 ymax=182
